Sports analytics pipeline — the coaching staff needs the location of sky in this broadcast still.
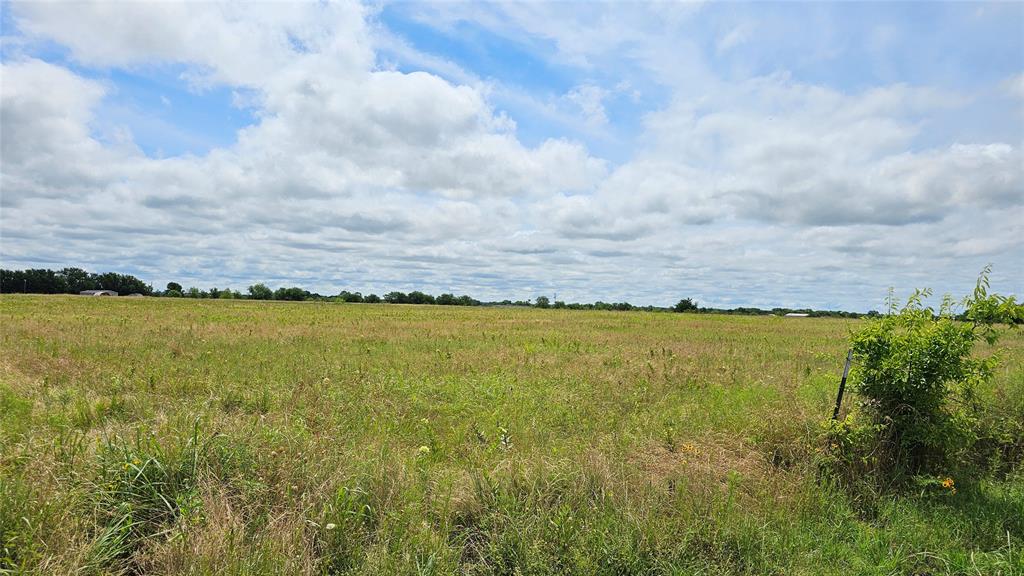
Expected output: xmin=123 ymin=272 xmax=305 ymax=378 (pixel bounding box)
xmin=0 ymin=1 xmax=1021 ymax=310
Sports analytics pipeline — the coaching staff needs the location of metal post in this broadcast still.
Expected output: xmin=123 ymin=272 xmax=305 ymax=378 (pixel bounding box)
xmin=832 ymin=349 xmax=853 ymax=421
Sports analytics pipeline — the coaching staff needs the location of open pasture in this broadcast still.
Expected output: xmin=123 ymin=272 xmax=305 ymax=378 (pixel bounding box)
xmin=1 ymin=296 xmax=1022 ymax=575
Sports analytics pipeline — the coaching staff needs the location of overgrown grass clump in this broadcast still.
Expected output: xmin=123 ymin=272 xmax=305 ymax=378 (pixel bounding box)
xmin=1 ymin=294 xmax=1021 ymax=574
xmin=82 ymin=424 xmax=206 ymax=572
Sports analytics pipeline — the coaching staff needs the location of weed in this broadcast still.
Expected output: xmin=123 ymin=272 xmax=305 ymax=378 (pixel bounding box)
xmin=83 ymin=422 xmax=208 ymax=572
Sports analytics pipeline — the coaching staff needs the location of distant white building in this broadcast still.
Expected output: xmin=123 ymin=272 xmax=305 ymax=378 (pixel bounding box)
xmin=80 ymin=290 xmax=118 ymax=296
xmin=784 ymin=312 xmax=809 ymax=317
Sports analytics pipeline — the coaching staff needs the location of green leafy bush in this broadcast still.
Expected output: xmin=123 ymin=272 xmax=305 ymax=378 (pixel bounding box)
xmin=828 ymin=268 xmax=1021 ymax=487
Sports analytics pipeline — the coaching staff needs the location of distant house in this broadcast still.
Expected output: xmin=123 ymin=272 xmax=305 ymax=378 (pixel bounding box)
xmin=125 ymin=293 xmax=144 ymax=297
xmin=80 ymin=290 xmax=118 ymax=296
xmin=784 ymin=313 xmax=809 ymax=317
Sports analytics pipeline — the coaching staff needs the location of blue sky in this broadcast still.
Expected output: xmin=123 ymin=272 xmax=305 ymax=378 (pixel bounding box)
xmin=1 ymin=1 xmax=1021 ymax=309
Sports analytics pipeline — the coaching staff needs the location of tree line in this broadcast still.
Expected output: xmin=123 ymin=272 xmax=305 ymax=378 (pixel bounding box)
xmin=0 ymin=267 xmax=154 ymax=296
xmin=1 ymin=266 xmax=878 ymax=317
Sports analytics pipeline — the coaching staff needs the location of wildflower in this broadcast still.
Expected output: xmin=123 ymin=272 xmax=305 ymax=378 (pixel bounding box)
xmin=417 ymin=445 xmax=431 ymax=456
xmin=325 ymin=523 xmax=337 ymax=530
xmin=941 ymin=477 xmax=955 ymax=490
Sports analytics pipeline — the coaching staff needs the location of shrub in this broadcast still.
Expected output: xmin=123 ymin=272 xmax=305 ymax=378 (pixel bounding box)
xmin=829 ymin=268 xmax=1021 ymax=486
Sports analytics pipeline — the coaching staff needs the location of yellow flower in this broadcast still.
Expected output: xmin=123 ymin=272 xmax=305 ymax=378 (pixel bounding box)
xmin=941 ymin=477 xmax=954 ymax=490
xmin=417 ymin=445 xmax=431 ymax=457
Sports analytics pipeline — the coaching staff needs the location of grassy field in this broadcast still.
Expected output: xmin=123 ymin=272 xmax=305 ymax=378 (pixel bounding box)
xmin=1 ymin=295 xmax=1022 ymax=575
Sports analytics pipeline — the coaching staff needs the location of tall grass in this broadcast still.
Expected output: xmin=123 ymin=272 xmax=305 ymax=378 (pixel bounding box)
xmin=0 ymin=295 xmax=1021 ymax=574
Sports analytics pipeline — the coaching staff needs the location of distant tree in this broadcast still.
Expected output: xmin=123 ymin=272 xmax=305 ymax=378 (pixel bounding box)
xmin=33 ymin=269 xmax=61 ymax=293
xmin=0 ymin=270 xmax=22 ymax=292
xmin=674 ymin=298 xmax=698 ymax=313
xmin=164 ymin=289 xmax=183 ymax=298
xmin=407 ymin=291 xmax=435 ymax=305
xmin=166 ymin=282 xmax=183 ymax=293
xmin=0 ymin=269 xmax=57 ymax=293
xmin=384 ymin=291 xmax=408 ymax=304
xmin=1 ymin=268 xmax=29 ymax=291
xmin=93 ymin=272 xmax=152 ymax=295
xmin=364 ymin=293 xmax=381 ymax=303
xmin=338 ymin=291 xmax=363 ymax=303
xmin=186 ymin=287 xmax=202 ymax=298
xmin=553 ymin=300 xmax=566 ymax=309
xmin=1 ymin=270 xmax=24 ymax=292
xmin=436 ymin=293 xmax=457 ymax=306
xmin=274 ymin=287 xmax=308 ymax=301
xmin=59 ymin=268 xmax=96 ymax=292
xmin=535 ymin=296 xmax=551 ymax=309
xmin=248 ymin=283 xmax=273 ymax=300
xmin=456 ymin=295 xmax=478 ymax=306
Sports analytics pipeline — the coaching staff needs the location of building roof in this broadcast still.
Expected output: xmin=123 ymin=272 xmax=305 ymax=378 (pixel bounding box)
xmin=80 ymin=290 xmax=119 ymax=296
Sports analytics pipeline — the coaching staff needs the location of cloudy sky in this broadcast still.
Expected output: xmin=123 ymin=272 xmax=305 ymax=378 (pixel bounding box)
xmin=1 ymin=1 xmax=1021 ymax=310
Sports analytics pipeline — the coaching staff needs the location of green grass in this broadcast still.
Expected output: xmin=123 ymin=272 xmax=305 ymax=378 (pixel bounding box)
xmin=1 ymin=295 xmax=1021 ymax=575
